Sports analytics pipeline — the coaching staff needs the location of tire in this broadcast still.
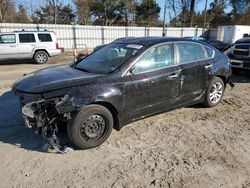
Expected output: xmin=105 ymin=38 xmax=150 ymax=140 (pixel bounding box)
xmin=34 ymin=51 xmax=49 ymax=64
xmin=203 ymin=77 xmax=225 ymax=107
xmin=67 ymin=104 xmax=113 ymax=149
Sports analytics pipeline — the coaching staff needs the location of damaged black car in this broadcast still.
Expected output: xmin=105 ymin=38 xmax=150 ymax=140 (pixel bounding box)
xmin=12 ymin=37 xmax=233 ymax=151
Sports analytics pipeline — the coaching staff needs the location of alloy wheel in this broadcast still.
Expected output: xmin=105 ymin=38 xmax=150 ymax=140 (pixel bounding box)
xmin=209 ymin=82 xmax=223 ymax=104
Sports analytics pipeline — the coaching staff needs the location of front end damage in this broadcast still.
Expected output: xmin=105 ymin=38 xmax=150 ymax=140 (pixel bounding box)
xmin=22 ymin=95 xmax=79 ymax=153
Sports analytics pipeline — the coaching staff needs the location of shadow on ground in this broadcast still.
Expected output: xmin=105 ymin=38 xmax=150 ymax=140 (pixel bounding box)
xmin=0 ymin=59 xmax=36 ymax=65
xmin=0 ymin=91 xmax=72 ymax=153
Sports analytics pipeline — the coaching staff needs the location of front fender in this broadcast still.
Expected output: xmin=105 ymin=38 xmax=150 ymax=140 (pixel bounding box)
xmin=42 ymin=84 xmax=123 ymax=115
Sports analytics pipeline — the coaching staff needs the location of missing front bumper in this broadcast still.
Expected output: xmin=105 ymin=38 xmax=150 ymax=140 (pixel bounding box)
xmin=20 ymin=95 xmax=78 ymax=153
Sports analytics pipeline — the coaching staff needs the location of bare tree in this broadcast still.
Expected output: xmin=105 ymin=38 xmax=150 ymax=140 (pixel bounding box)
xmin=74 ymin=0 xmax=94 ymax=25
xmin=0 ymin=0 xmax=16 ymax=23
xmin=189 ymin=0 xmax=196 ymax=26
xmin=16 ymin=4 xmax=30 ymax=23
xmin=166 ymin=0 xmax=179 ymax=26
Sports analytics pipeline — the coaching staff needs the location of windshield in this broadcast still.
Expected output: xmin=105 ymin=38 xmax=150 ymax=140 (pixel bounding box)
xmin=75 ymin=43 xmax=142 ymax=74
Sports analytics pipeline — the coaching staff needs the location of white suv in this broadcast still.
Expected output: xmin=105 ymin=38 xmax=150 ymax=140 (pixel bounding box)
xmin=0 ymin=31 xmax=61 ymax=64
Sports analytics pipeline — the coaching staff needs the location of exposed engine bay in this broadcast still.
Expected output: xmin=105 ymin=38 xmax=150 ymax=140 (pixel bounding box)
xmin=22 ymin=95 xmax=78 ymax=153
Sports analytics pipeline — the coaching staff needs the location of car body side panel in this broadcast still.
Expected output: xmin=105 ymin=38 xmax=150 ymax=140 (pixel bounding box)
xmin=122 ymin=65 xmax=181 ymax=122
xmin=0 ymin=33 xmax=18 ymax=60
xmin=179 ymin=61 xmax=204 ymax=102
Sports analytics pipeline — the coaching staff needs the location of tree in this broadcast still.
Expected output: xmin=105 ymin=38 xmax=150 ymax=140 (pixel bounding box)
xmin=0 ymin=0 xmax=16 ymax=23
xmin=189 ymin=0 xmax=196 ymax=26
xmin=90 ymin=0 xmax=124 ymax=26
xmin=16 ymin=4 xmax=30 ymax=23
xmin=32 ymin=1 xmax=76 ymax=24
xmin=135 ymin=0 xmax=161 ymax=26
xmin=229 ymin=0 xmax=250 ymax=25
xmin=179 ymin=0 xmax=190 ymax=26
xmin=166 ymin=0 xmax=179 ymax=26
xmin=74 ymin=0 xmax=93 ymax=25
xmin=119 ymin=0 xmax=136 ymax=26
xmin=207 ymin=0 xmax=231 ymax=27
xmin=230 ymin=0 xmax=250 ymax=15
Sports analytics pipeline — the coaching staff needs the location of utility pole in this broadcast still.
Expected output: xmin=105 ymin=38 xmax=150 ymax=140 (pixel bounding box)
xmin=162 ymin=0 xmax=167 ymax=36
xmin=53 ymin=0 xmax=57 ymax=24
xmin=203 ymin=0 xmax=208 ymax=34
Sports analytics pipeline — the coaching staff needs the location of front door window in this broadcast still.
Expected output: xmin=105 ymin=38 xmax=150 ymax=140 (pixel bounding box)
xmin=132 ymin=43 xmax=175 ymax=74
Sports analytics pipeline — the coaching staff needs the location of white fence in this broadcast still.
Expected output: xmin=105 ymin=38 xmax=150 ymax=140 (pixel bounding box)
xmin=0 ymin=23 xmax=204 ymax=50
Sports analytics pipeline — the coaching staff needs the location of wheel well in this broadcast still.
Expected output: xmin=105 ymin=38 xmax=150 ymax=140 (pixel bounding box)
xmin=33 ymin=49 xmax=50 ymax=58
xmin=91 ymin=101 xmax=120 ymax=131
xmin=216 ymin=75 xmax=227 ymax=86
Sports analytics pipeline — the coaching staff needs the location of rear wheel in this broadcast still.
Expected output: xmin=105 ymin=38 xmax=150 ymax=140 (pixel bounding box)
xmin=67 ymin=105 xmax=113 ymax=149
xmin=34 ymin=51 xmax=49 ymax=64
xmin=203 ymin=77 xmax=225 ymax=107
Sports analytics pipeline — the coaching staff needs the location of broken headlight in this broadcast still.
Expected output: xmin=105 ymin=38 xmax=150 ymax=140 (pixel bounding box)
xmin=22 ymin=100 xmax=44 ymax=118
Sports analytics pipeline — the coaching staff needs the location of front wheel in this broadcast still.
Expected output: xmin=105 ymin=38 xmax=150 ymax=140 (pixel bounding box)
xmin=203 ymin=77 xmax=225 ymax=107
xmin=67 ymin=105 xmax=113 ymax=149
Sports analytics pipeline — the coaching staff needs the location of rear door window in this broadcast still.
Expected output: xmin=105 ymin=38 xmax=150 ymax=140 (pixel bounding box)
xmin=38 ymin=34 xmax=52 ymax=42
xmin=205 ymin=47 xmax=215 ymax=58
xmin=19 ymin=34 xmax=36 ymax=43
xmin=176 ymin=42 xmax=206 ymax=64
xmin=0 ymin=34 xmax=16 ymax=44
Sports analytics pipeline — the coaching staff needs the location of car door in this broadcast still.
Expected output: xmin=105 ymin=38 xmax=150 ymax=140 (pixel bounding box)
xmin=0 ymin=34 xmax=18 ymax=60
xmin=176 ymin=42 xmax=208 ymax=104
xmin=123 ymin=43 xmax=181 ymax=120
xmin=17 ymin=33 xmax=37 ymax=58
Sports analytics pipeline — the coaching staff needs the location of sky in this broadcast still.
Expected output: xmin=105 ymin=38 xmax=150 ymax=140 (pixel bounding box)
xmin=157 ymin=0 xmax=214 ymax=20
xmin=16 ymin=0 xmax=233 ymax=23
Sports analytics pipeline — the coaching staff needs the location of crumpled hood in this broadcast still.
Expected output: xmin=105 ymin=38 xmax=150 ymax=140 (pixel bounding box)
xmin=12 ymin=64 xmax=104 ymax=93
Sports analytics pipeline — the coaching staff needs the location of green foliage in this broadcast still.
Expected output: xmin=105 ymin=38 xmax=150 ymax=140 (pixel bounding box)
xmin=32 ymin=0 xmax=76 ymax=24
xmin=135 ymin=0 xmax=161 ymax=26
xmin=73 ymin=0 xmax=93 ymax=25
xmin=0 ymin=0 xmax=249 ymax=27
xmin=207 ymin=0 xmax=232 ymax=27
xmin=90 ymin=0 xmax=124 ymax=26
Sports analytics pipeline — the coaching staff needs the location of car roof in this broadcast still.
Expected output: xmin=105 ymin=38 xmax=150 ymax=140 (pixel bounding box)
xmin=112 ymin=37 xmax=198 ymax=46
xmin=235 ymin=37 xmax=250 ymax=44
xmin=0 ymin=30 xmax=55 ymax=34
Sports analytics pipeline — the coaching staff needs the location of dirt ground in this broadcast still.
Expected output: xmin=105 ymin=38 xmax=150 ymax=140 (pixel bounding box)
xmin=0 ymin=60 xmax=249 ymax=188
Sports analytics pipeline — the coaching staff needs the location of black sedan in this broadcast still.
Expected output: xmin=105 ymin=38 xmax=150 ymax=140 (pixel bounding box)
xmin=12 ymin=37 xmax=232 ymax=151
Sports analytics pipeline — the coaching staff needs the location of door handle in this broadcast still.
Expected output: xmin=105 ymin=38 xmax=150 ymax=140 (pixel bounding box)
xmin=205 ymin=64 xmax=213 ymax=69
xmin=9 ymin=45 xmax=16 ymax=47
xmin=167 ymin=73 xmax=179 ymax=79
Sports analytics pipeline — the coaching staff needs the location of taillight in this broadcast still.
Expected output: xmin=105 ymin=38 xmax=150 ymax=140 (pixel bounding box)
xmin=56 ymin=41 xmax=60 ymax=49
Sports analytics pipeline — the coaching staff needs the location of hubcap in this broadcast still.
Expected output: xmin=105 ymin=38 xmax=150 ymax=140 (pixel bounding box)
xmin=81 ymin=115 xmax=106 ymax=140
xmin=37 ymin=54 xmax=47 ymax=63
xmin=209 ymin=82 xmax=223 ymax=104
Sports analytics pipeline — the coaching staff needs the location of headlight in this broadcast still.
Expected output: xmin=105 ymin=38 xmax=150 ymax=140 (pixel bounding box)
xmin=22 ymin=100 xmax=44 ymax=118
xmin=22 ymin=102 xmax=35 ymax=118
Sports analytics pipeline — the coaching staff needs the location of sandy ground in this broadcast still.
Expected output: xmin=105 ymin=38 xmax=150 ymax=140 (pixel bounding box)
xmin=0 ymin=61 xmax=249 ymax=188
